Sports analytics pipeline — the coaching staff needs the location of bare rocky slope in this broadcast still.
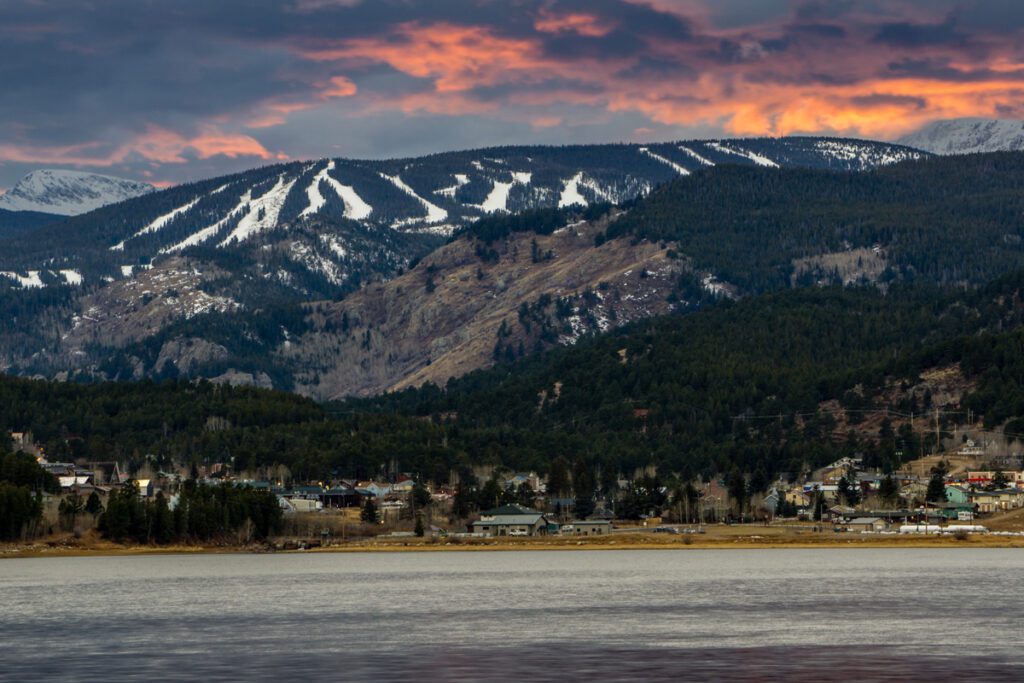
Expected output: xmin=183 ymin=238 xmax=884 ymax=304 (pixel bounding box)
xmin=288 ymin=214 xmax=686 ymax=399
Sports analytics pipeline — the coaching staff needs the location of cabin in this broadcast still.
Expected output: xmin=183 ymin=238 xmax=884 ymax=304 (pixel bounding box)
xmin=845 ymin=517 xmax=887 ymax=532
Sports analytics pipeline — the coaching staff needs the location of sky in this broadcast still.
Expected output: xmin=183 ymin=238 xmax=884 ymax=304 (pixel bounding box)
xmin=1 ymin=0 xmax=1023 ymax=190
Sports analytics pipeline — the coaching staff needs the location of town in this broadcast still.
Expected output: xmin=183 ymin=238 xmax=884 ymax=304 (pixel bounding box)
xmin=8 ymin=427 xmax=1024 ymax=551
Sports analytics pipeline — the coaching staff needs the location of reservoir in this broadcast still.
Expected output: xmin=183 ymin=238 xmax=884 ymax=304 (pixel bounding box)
xmin=2 ymin=549 xmax=1021 ymax=681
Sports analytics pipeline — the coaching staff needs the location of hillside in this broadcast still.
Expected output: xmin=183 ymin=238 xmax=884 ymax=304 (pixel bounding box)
xmin=5 ymin=150 xmax=1024 ymax=394
xmin=0 ymin=137 xmax=921 ymax=282
xmin=5 ymin=273 xmax=1024 ymax=485
xmin=0 ymin=169 xmax=153 ymax=216
xmin=898 ymin=118 xmax=1024 ymax=155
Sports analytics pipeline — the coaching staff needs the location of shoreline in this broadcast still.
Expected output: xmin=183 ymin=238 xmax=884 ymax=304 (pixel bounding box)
xmin=5 ymin=531 xmax=1024 ymax=558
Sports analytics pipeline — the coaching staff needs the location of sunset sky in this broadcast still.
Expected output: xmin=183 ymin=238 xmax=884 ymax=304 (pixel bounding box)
xmin=2 ymin=0 xmax=1023 ymax=189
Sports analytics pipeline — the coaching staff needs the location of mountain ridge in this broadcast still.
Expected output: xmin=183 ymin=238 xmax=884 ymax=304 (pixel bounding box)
xmin=897 ymin=118 xmax=1024 ymax=155
xmin=0 ymin=169 xmax=153 ymax=216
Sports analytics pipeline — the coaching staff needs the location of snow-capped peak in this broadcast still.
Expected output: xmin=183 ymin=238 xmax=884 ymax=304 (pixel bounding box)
xmin=0 ymin=169 xmax=153 ymax=216
xmin=897 ymin=118 xmax=1024 ymax=155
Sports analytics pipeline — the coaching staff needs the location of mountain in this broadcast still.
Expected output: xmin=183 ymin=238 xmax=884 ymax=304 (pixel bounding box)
xmin=0 ymin=136 xmax=933 ymax=391
xmin=0 ymin=137 xmax=923 ymax=282
xmin=0 ymin=169 xmax=153 ymax=216
xmin=0 ymin=208 xmax=62 ymax=240
xmin=897 ymin=118 xmax=1024 ymax=155
xmin=9 ymin=150 xmax=1023 ymax=398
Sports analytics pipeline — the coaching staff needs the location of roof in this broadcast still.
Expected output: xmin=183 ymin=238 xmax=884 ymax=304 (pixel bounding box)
xmin=480 ymin=504 xmax=541 ymax=516
xmin=474 ymin=514 xmax=546 ymax=526
xmin=847 ymin=517 xmax=883 ymax=525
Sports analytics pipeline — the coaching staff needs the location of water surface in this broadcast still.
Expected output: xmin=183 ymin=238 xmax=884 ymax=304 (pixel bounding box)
xmin=2 ymin=549 xmax=1020 ymax=681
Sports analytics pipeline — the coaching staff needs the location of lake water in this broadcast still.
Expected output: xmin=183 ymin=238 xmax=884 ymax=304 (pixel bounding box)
xmin=1 ymin=548 xmax=1022 ymax=681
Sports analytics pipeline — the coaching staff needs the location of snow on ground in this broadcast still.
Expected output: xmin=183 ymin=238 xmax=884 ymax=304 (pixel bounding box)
xmin=162 ymin=190 xmax=251 ymax=253
xmin=639 ymin=147 xmax=690 ymax=175
xmin=706 ymin=142 xmax=779 ymax=167
xmin=477 ymin=171 xmax=531 ymax=213
xmin=120 ymin=265 xmax=134 ymax=277
xmin=59 ymin=269 xmax=82 ymax=285
xmin=321 ymin=235 xmax=347 ymax=259
xmin=678 ymin=145 xmax=715 ymax=166
xmin=219 ymin=175 xmax=297 ymax=246
xmin=381 ymin=173 xmax=448 ymax=224
xmin=480 ymin=181 xmax=513 ymax=213
xmin=0 ymin=270 xmax=44 ymax=288
xmin=813 ymin=140 xmax=919 ymax=167
xmin=289 ymin=240 xmax=345 ymax=285
xmin=558 ymin=172 xmax=588 ymax=207
xmin=110 ymin=196 xmax=201 ymax=250
xmin=303 ymin=160 xmax=373 ymax=220
xmin=435 ymin=174 xmax=470 ymax=198
xmin=578 ymin=176 xmax=614 ymax=202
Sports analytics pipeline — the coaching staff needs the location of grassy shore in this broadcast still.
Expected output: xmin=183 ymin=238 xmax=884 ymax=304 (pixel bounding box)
xmin=5 ymin=525 xmax=1024 ymax=558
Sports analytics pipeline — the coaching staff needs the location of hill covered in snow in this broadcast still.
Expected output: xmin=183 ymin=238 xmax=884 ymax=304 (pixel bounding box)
xmin=0 ymin=169 xmax=153 ymax=216
xmin=898 ymin=118 xmax=1024 ymax=155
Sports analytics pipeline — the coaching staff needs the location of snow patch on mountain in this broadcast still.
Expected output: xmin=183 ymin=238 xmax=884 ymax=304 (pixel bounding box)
xmin=0 ymin=169 xmax=152 ymax=215
xmin=381 ymin=173 xmax=448 ymax=225
xmin=303 ymin=160 xmax=373 ymax=220
xmin=707 ymin=142 xmax=779 ymax=167
xmin=219 ymin=175 xmax=296 ymax=246
xmin=163 ymin=190 xmax=251 ymax=253
xmin=639 ymin=147 xmax=690 ymax=175
xmin=436 ymin=174 xmax=470 ymax=198
xmin=111 ymin=196 xmax=201 ymax=250
xmin=59 ymin=269 xmax=82 ymax=286
xmin=678 ymin=145 xmax=715 ymax=166
xmin=477 ymin=172 xmax=532 ymax=213
xmin=558 ymin=172 xmax=588 ymax=208
xmin=897 ymin=118 xmax=1024 ymax=155
xmin=0 ymin=270 xmax=44 ymax=288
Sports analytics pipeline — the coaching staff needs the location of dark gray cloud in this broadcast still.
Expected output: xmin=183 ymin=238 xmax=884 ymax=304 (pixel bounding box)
xmin=0 ymin=0 xmax=1021 ymax=191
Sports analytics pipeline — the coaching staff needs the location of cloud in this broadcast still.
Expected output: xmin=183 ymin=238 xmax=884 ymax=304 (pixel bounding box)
xmin=0 ymin=0 xmax=1023 ymax=188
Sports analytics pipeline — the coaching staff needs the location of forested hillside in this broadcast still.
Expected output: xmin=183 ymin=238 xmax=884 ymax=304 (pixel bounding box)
xmin=605 ymin=152 xmax=1024 ymax=293
xmin=5 ymin=274 xmax=1024 ymax=488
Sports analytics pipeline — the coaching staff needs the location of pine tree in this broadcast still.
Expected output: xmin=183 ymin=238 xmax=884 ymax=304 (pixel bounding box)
xmin=360 ymin=497 xmax=379 ymax=524
xmin=414 ymin=514 xmax=425 ymax=537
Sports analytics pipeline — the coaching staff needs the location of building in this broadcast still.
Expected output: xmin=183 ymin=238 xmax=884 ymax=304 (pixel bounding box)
xmin=472 ymin=505 xmax=551 ymax=537
xmin=970 ymin=488 xmax=1024 ymax=514
xmin=845 ymin=517 xmax=887 ymax=532
xmin=566 ymin=520 xmax=613 ymax=536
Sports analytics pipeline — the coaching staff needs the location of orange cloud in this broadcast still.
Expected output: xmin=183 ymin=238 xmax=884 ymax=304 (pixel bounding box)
xmin=303 ymin=22 xmax=572 ymax=93
xmin=534 ymin=10 xmax=616 ymax=37
xmin=0 ymin=125 xmax=281 ymax=167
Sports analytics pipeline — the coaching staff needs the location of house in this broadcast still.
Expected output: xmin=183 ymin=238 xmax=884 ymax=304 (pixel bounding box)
xmin=390 ymin=477 xmax=416 ymax=494
xmin=828 ymin=505 xmax=857 ymax=522
xmin=471 ymin=513 xmax=550 ymax=537
xmin=320 ymin=484 xmax=362 ymax=508
xmin=566 ymin=520 xmax=613 ymax=536
xmin=785 ymin=488 xmax=810 ymax=507
xmin=845 ymin=517 xmax=887 ymax=532
xmin=472 ymin=505 xmax=551 ymax=536
xmin=945 ymin=485 xmax=971 ymax=505
xmin=91 ymin=462 xmax=123 ymax=485
xmin=970 ymin=488 xmax=1024 ymax=514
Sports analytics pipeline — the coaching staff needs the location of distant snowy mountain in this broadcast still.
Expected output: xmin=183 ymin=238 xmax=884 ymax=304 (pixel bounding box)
xmin=0 ymin=169 xmax=153 ymax=216
xmin=898 ymin=118 xmax=1024 ymax=155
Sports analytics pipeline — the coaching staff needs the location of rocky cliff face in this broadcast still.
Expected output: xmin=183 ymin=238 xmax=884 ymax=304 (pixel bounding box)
xmin=288 ymin=214 xmax=687 ymax=399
